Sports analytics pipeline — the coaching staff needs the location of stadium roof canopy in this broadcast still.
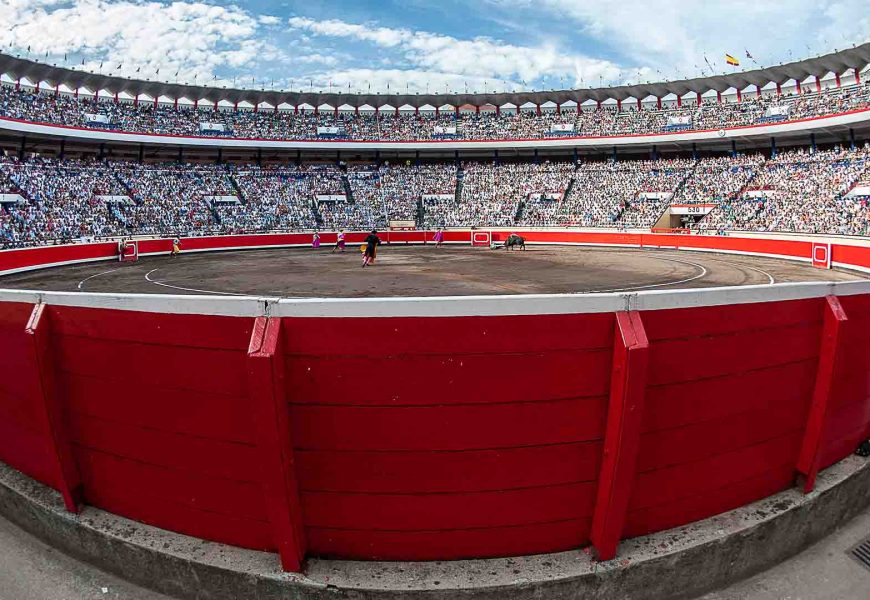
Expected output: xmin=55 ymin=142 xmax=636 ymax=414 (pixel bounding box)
xmin=1 ymin=43 xmax=869 ymax=109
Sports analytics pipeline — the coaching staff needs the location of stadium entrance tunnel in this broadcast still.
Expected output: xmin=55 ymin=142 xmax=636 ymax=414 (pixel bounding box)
xmin=0 ymin=230 xmax=869 ymax=599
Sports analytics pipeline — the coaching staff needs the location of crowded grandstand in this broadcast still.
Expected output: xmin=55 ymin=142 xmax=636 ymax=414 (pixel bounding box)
xmin=0 ymin=146 xmax=867 ymax=248
xmin=0 ymin=45 xmax=868 ymax=248
xmin=1 ymin=77 xmax=869 ymax=141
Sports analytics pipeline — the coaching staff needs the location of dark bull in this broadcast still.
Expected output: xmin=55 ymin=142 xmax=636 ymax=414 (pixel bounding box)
xmin=504 ymin=234 xmax=526 ymax=250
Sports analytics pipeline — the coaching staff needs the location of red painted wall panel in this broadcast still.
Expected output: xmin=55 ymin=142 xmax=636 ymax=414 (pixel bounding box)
xmin=296 ymin=442 xmax=602 ymax=494
xmin=0 ymin=302 xmax=58 ymax=488
xmin=75 ymin=445 xmax=267 ymax=521
xmin=642 ymin=360 xmax=817 ymax=433
xmin=833 ymin=243 xmax=870 ymax=270
xmin=68 ymin=412 xmax=259 ymax=483
xmin=76 ymin=456 xmax=273 ymax=550
xmin=629 ymin=432 xmax=803 ymax=513
xmin=0 ymin=231 xmax=866 ymax=279
xmin=45 ymin=306 xmax=271 ymax=550
xmin=48 ymin=305 xmax=252 ymax=349
xmin=283 ymin=312 xmax=613 ymax=558
xmin=284 ymin=313 xmax=615 ymax=355
xmin=302 ymin=482 xmax=596 ymax=531
xmin=817 ymin=293 xmax=870 ymax=468
xmin=625 ymin=465 xmax=795 ymax=537
xmin=307 ymin=518 xmax=592 ymax=561
xmin=0 ymin=242 xmax=118 ymax=273
xmin=61 ymin=373 xmax=255 ymax=443
xmin=291 ymin=398 xmax=607 ymax=452
xmin=624 ymin=300 xmax=822 ymax=535
xmin=286 ymin=351 xmax=611 ymax=406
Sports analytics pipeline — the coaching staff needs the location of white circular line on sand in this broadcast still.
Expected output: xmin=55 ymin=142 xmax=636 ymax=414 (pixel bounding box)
xmin=144 ymin=269 xmax=251 ymax=297
xmin=77 ymin=268 xmax=122 ymax=290
xmin=586 ymin=257 xmax=709 ymax=293
xmin=705 ymin=258 xmax=776 ymax=285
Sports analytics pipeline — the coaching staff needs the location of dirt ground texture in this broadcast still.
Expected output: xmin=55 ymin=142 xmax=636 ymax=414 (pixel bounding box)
xmin=0 ymin=245 xmax=864 ymax=297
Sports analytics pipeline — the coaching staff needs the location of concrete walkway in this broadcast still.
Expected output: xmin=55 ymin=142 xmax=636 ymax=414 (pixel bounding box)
xmin=700 ymin=505 xmax=870 ymax=600
xmin=0 ymin=514 xmax=171 ymax=600
xmin=0 ymin=507 xmax=868 ymax=600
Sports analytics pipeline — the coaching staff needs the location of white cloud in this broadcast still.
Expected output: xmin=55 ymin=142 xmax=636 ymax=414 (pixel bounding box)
xmin=2 ymin=0 xmax=863 ymax=96
xmin=490 ymin=0 xmax=869 ymax=78
xmin=0 ymin=0 xmax=266 ymax=82
xmin=286 ymin=15 xmax=626 ymax=88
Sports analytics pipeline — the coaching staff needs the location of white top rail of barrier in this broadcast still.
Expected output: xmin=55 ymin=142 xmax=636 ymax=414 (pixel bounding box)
xmin=0 ymin=280 xmax=868 ymax=318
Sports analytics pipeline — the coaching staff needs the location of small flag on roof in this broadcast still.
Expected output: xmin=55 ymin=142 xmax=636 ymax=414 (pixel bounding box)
xmin=725 ymin=53 xmax=740 ymax=66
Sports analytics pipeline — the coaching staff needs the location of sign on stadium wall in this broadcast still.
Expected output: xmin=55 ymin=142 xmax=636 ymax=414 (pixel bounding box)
xmin=527 ymin=192 xmax=563 ymax=201
xmin=670 ymin=203 xmax=716 ymax=215
xmin=550 ymin=123 xmax=575 ymax=133
xmin=666 ymin=115 xmax=692 ymax=126
xmin=316 ymin=194 xmax=347 ymax=202
xmin=84 ymin=113 xmax=110 ymax=125
xmin=199 ymin=122 xmax=226 ymax=133
xmin=422 ymin=194 xmax=454 ymax=203
xmin=389 ymin=220 xmax=416 ymax=230
xmin=433 ymin=126 xmax=457 ymax=135
xmin=317 ymin=126 xmax=343 ymax=135
xmin=0 ymin=194 xmax=23 ymax=203
xmin=638 ymin=192 xmax=673 ymax=200
xmin=764 ymin=105 xmax=791 ymax=118
xmin=204 ymin=195 xmax=240 ymax=204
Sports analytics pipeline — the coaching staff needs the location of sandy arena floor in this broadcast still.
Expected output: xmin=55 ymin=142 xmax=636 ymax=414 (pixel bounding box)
xmin=0 ymin=245 xmax=864 ymax=298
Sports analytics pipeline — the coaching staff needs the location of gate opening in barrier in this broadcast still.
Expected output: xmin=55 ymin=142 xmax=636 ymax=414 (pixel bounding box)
xmin=471 ymin=231 xmax=492 ymax=247
xmin=812 ymin=242 xmax=831 ymax=269
xmin=118 ymin=241 xmax=139 ymax=262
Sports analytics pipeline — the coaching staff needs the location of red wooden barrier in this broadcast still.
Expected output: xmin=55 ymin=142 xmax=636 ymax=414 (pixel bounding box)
xmin=812 ymin=293 xmax=870 ymax=470
xmin=623 ymin=299 xmax=820 ymax=539
xmin=283 ymin=313 xmax=612 ymax=561
xmin=24 ymin=304 xmax=82 ymax=512
xmin=50 ymin=306 xmax=270 ymax=550
xmin=0 ymin=234 xmax=868 ymax=570
xmin=0 ymin=301 xmax=59 ymax=488
xmin=247 ymin=317 xmax=306 ymax=571
xmin=796 ymin=296 xmax=848 ymax=492
xmin=591 ymin=311 xmax=649 ymax=561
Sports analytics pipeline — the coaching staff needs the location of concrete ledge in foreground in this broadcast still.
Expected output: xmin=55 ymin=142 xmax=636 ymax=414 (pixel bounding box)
xmin=0 ymin=456 xmax=868 ymax=600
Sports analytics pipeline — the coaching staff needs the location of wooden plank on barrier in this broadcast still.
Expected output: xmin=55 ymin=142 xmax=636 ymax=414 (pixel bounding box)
xmin=246 ymin=316 xmax=307 ymax=572
xmin=25 ymin=303 xmax=82 ymax=512
xmin=796 ymin=296 xmax=848 ymax=492
xmin=591 ymin=311 xmax=649 ymax=561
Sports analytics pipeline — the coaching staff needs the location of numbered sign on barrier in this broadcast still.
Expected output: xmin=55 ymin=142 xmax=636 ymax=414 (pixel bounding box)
xmin=471 ymin=231 xmax=492 ymax=247
xmin=811 ymin=242 xmax=831 ymax=269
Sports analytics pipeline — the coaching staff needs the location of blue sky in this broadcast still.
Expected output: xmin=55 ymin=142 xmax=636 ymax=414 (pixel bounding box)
xmin=1 ymin=0 xmax=868 ymax=94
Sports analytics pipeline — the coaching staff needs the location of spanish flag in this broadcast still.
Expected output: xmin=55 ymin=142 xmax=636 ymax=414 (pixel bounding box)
xmin=725 ymin=53 xmax=740 ymax=66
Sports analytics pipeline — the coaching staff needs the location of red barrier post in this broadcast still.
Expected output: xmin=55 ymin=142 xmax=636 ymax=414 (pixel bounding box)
xmin=247 ymin=316 xmax=307 ymax=572
xmin=591 ymin=311 xmax=649 ymax=560
xmin=25 ymin=304 xmax=82 ymax=512
xmin=796 ymin=296 xmax=848 ymax=493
